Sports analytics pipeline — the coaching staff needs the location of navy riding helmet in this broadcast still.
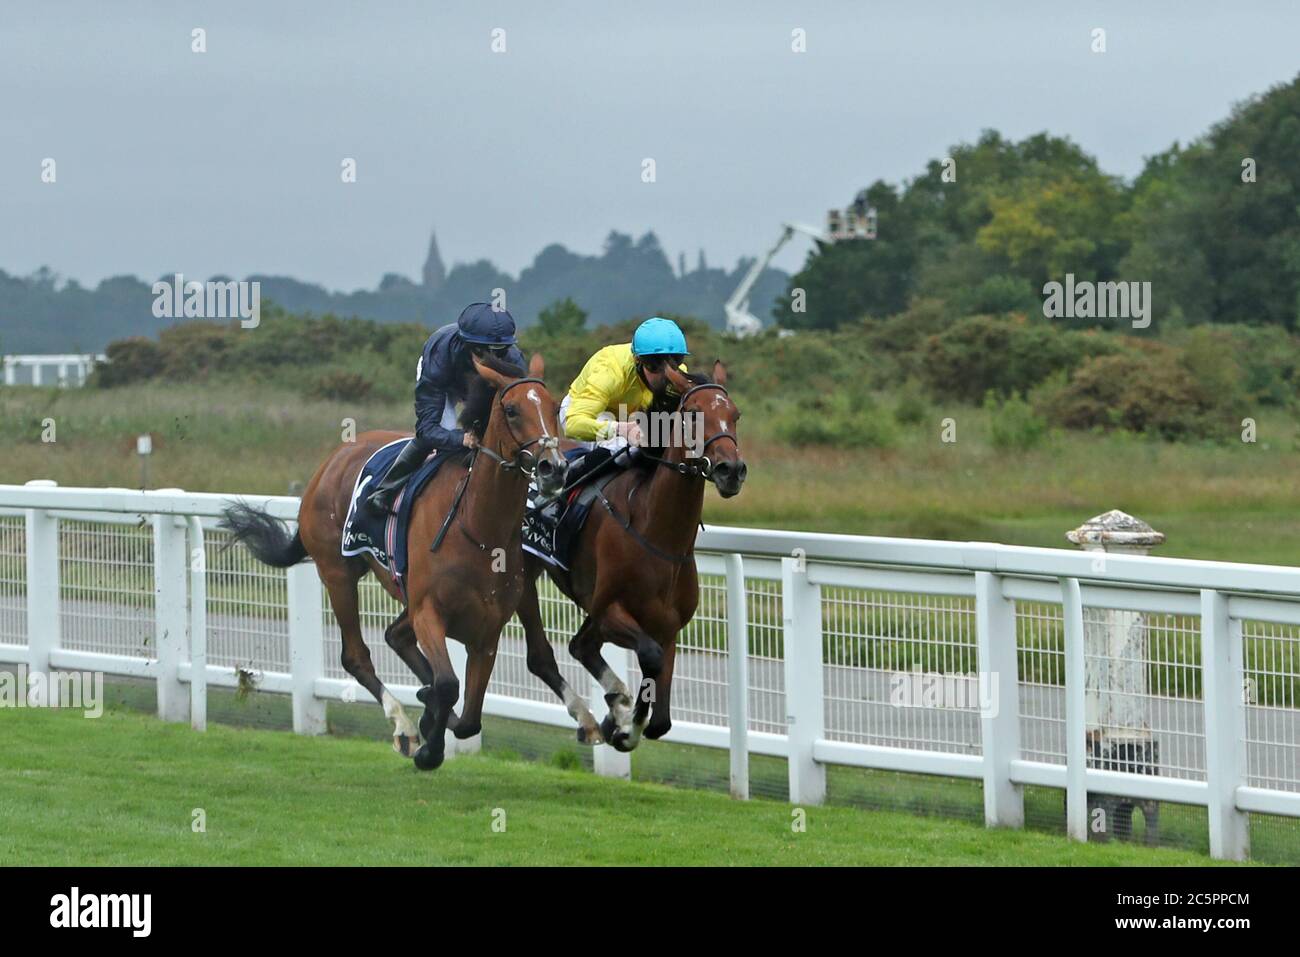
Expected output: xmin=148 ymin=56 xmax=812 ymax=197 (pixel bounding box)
xmin=457 ymin=302 xmax=517 ymax=348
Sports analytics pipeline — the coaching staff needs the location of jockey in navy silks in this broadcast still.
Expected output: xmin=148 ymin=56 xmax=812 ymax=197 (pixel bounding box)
xmin=365 ymin=302 xmax=526 ymax=516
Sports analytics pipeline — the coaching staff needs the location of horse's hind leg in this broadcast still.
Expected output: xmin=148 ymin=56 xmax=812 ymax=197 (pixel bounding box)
xmin=323 ymin=568 xmax=420 ymax=757
xmin=410 ymin=600 xmax=460 ymax=771
xmin=570 ymin=614 xmax=635 ymax=745
xmin=597 ymin=605 xmax=663 ymax=752
xmin=519 ymin=576 xmax=602 ymax=744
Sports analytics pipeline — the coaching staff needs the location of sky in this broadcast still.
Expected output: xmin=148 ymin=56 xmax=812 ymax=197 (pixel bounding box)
xmin=2 ymin=0 xmax=1297 ymax=291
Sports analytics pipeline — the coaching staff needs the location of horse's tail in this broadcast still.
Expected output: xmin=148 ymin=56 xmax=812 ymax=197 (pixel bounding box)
xmin=218 ymin=502 xmax=308 ymax=567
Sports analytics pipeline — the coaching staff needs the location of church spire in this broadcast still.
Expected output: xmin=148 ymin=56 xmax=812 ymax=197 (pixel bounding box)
xmin=422 ymin=230 xmax=446 ymax=292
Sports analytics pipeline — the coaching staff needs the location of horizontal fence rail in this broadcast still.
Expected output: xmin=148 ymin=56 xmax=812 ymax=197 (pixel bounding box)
xmin=1 ymin=482 xmax=1298 ymax=861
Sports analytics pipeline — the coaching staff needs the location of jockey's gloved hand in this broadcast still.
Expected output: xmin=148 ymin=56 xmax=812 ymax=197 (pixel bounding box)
xmin=616 ymin=420 xmax=644 ymax=447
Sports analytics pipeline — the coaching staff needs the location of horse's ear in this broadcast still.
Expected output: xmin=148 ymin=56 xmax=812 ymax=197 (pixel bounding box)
xmin=711 ymin=359 xmax=728 ymax=386
xmin=471 ymin=356 xmax=512 ymax=391
xmin=529 ymin=352 xmax=545 ymax=379
xmin=663 ymin=363 xmax=691 ymax=395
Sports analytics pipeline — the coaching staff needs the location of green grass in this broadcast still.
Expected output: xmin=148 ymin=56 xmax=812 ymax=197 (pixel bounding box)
xmin=0 ymin=707 xmax=1243 ymax=866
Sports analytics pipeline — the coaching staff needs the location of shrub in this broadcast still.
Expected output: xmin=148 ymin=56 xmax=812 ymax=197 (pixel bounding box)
xmin=773 ymin=390 xmax=898 ymax=448
xmin=307 ymin=370 xmax=374 ymax=402
xmin=892 ymin=380 xmax=930 ymax=425
xmin=983 ymin=390 xmax=1047 ymax=450
xmin=1035 ymin=347 xmax=1233 ymax=440
xmin=92 ymin=337 xmax=164 ymax=387
xmin=919 ymin=314 xmax=1120 ymax=402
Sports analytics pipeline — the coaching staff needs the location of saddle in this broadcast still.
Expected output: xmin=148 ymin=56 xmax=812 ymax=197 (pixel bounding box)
xmin=522 ymin=448 xmax=626 ymax=570
xmin=341 ymin=438 xmax=461 ymax=600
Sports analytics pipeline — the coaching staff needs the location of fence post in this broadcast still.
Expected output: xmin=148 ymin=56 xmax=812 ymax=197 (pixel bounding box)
xmin=152 ymin=510 xmax=189 ymax=722
xmin=592 ymin=645 xmax=633 ymax=779
xmin=185 ymin=517 xmax=208 ymax=732
xmin=975 ymin=571 xmax=1022 ymax=827
xmin=286 ymin=560 xmax=327 ymax=736
xmin=1060 ymin=576 xmax=1088 ymax=842
xmin=23 ymin=481 xmax=60 ymax=706
xmin=726 ymin=553 xmax=750 ymax=800
xmin=1200 ymin=588 xmax=1249 ymax=861
xmin=783 ymin=555 xmax=825 ymax=805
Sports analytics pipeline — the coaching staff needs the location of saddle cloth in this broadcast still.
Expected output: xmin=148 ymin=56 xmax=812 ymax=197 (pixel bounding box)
xmin=341 ymin=438 xmax=462 ymax=600
xmin=522 ymin=450 xmax=620 ymax=571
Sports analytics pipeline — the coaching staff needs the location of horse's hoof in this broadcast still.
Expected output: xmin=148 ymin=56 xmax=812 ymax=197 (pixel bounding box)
xmin=413 ymin=742 xmax=445 ymax=771
xmin=577 ymin=723 xmax=604 ymax=746
xmin=393 ymin=733 xmax=421 ymax=757
xmin=599 ymin=713 xmax=619 ymax=744
xmin=644 ymin=721 xmax=671 ymax=741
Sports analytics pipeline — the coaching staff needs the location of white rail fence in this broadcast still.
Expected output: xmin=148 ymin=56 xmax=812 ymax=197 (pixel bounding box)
xmin=1 ymin=482 xmax=1298 ymax=861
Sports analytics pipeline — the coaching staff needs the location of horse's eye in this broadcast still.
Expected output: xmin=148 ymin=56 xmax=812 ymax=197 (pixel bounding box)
xmin=504 ymin=404 xmax=519 ymax=417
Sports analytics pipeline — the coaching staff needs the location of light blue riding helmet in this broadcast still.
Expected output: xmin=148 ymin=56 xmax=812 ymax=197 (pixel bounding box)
xmin=632 ymin=317 xmax=690 ymax=357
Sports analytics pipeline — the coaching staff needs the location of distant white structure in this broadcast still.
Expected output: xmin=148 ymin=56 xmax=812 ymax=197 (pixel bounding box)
xmin=724 ymin=203 xmax=876 ymax=336
xmin=2 ymin=354 xmax=105 ymax=387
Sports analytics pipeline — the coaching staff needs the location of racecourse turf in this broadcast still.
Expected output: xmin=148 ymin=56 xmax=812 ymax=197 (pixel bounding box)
xmin=0 ymin=708 xmax=1243 ymax=866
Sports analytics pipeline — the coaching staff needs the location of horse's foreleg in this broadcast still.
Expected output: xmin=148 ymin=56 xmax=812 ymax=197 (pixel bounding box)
xmin=643 ymin=637 xmax=676 ymax=741
xmin=621 ymin=630 xmax=665 ymax=752
xmin=520 ymin=576 xmax=602 ymax=744
xmin=384 ymin=609 xmax=435 ymax=686
xmin=325 ymin=573 xmax=420 ymax=757
xmin=452 ymin=640 xmax=497 ymax=740
xmin=410 ymin=601 xmax=459 ymax=771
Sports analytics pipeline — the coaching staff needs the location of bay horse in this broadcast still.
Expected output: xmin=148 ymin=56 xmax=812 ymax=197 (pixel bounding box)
xmin=515 ymin=360 xmax=746 ymax=750
xmin=219 ymin=354 xmax=566 ymax=770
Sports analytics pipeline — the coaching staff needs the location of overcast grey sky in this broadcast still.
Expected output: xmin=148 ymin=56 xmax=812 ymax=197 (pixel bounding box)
xmin=2 ymin=1 xmax=1297 ymax=290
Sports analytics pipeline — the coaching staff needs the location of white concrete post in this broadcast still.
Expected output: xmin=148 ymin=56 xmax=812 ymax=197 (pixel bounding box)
xmin=286 ymin=562 xmax=327 ymax=735
xmin=1200 ymin=588 xmax=1250 ymax=860
xmin=152 ymin=511 xmax=189 ymax=722
xmin=31 ymin=363 xmax=41 ymax=387
xmin=1067 ymin=510 xmax=1165 ymax=840
xmin=1060 ymin=575 xmax=1088 ymax=842
xmin=783 ymin=554 xmax=825 ymax=805
xmin=975 ymin=571 xmax=1023 ymax=827
xmin=3 ymin=357 xmax=14 ymax=386
xmin=592 ymin=645 xmax=632 ymax=779
xmin=726 ymin=553 xmax=750 ymax=800
xmin=23 ymin=481 xmax=60 ymax=706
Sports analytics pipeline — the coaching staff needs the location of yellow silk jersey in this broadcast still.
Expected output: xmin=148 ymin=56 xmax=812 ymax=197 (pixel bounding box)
xmin=563 ymin=343 xmax=687 ymax=441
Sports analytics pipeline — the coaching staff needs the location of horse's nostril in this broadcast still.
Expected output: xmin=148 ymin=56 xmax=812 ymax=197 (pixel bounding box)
xmin=737 ymin=461 xmax=748 ymax=482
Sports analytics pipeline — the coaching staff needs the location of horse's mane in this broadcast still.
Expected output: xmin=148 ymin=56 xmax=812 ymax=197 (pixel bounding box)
xmin=462 ymin=354 xmax=528 ymax=438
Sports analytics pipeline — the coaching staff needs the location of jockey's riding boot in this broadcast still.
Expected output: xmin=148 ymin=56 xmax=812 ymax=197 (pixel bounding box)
xmin=563 ymin=446 xmax=615 ymax=491
xmin=365 ymin=440 xmax=432 ymax=517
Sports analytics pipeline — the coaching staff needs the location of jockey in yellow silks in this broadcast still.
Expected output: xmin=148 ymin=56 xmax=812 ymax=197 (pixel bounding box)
xmin=560 ymin=317 xmax=690 ymax=452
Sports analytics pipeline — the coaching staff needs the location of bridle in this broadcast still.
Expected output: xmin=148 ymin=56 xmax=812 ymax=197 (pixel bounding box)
xmin=634 ymin=382 xmax=740 ymax=481
xmin=472 ymin=376 xmax=559 ymax=477
xmin=430 ymin=376 xmax=558 ymax=554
